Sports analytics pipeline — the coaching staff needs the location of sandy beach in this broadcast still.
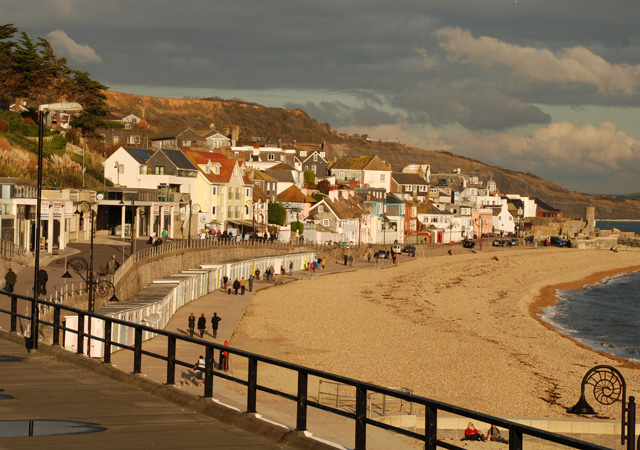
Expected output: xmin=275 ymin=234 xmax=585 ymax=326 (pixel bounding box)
xmin=231 ymin=247 xmax=640 ymax=421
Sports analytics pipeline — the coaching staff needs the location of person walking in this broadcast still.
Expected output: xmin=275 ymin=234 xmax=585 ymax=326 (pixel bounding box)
xmin=106 ymin=253 xmax=119 ymax=274
xmin=348 ymin=255 xmax=353 ymax=266
xmin=197 ymin=313 xmax=206 ymax=337
xmin=222 ymin=275 xmax=229 ymax=290
xmin=188 ymin=313 xmax=196 ymax=337
xmin=343 ymin=255 xmax=348 ymax=266
xmin=211 ymin=313 xmax=221 ymax=339
xmin=232 ymin=278 xmax=240 ymax=295
xmin=248 ymin=274 xmax=254 ymax=292
xmin=4 ymin=268 xmax=17 ymax=293
xmin=367 ymin=252 xmax=371 ymax=263
xmin=38 ymin=268 xmax=48 ymax=295
xmin=289 ymin=261 xmax=293 ymax=274
xmin=240 ymin=277 xmax=246 ymax=295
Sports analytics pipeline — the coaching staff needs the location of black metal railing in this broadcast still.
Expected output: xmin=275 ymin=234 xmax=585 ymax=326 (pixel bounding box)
xmin=0 ymin=292 xmax=613 ymax=450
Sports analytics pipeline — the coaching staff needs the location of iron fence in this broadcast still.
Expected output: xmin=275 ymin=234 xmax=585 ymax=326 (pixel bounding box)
xmin=0 ymin=291 xmax=614 ymax=450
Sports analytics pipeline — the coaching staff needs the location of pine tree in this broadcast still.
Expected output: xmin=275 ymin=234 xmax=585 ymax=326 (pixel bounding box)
xmin=69 ymin=70 xmax=109 ymax=137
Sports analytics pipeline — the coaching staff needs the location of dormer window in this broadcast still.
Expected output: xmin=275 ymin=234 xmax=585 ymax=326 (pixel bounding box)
xmin=213 ymin=164 xmax=220 ymax=175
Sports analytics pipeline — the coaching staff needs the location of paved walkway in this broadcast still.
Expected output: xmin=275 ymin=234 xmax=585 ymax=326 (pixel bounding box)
xmin=0 ymin=332 xmax=289 ymax=449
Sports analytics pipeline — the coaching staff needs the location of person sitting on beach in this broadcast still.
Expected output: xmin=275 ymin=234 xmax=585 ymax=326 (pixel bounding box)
xmin=487 ymin=424 xmax=508 ymax=444
xmin=464 ymin=422 xmax=484 ymax=441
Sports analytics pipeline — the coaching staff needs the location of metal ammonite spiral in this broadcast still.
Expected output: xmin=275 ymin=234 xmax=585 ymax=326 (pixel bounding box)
xmin=95 ymin=280 xmax=115 ymax=299
xmin=67 ymin=256 xmax=89 ymax=276
xmin=584 ymin=366 xmax=623 ymax=405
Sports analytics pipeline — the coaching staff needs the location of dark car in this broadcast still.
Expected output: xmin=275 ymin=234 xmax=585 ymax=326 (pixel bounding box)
xmin=374 ymin=249 xmax=390 ymax=259
xmin=462 ymin=240 xmax=475 ymax=249
xmin=550 ymin=236 xmax=568 ymax=247
xmin=508 ymin=238 xmax=519 ymax=246
xmin=402 ymin=245 xmax=416 ymax=254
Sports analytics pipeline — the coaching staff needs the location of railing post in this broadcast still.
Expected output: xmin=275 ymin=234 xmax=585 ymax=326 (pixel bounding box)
xmin=10 ymin=295 xmax=17 ymax=332
xmin=247 ymin=356 xmax=258 ymax=413
xmin=204 ymin=345 xmax=214 ymax=397
xmin=508 ymin=428 xmax=523 ymax=450
xmin=166 ymin=335 xmax=176 ymax=385
xmin=103 ymin=319 xmax=112 ymax=364
xmin=52 ymin=307 xmax=61 ymax=346
xmin=133 ymin=328 xmax=142 ymax=373
xmin=355 ymin=385 xmax=367 ymax=450
xmin=296 ymin=371 xmax=308 ymax=431
xmin=77 ymin=313 xmax=85 ymax=355
xmin=628 ymin=396 xmax=636 ymax=450
xmin=425 ymin=405 xmax=437 ymax=450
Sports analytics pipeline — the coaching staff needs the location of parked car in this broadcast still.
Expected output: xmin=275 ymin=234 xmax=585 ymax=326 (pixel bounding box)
xmin=492 ymin=239 xmax=502 ymax=247
xmin=374 ymin=249 xmax=390 ymax=259
xmin=402 ymin=245 xmax=416 ymax=254
xmin=462 ymin=240 xmax=475 ymax=249
xmin=508 ymin=238 xmax=519 ymax=246
xmin=550 ymin=236 xmax=568 ymax=247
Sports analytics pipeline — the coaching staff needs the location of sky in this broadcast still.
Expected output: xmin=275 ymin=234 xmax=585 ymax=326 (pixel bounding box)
xmin=2 ymin=0 xmax=640 ymax=194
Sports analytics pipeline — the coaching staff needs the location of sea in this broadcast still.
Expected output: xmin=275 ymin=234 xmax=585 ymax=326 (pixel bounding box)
xmin=539 ymin=221 xmax=640 ymax=363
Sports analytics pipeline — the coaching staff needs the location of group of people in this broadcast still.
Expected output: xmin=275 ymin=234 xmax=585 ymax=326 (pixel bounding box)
xmin=188 ymin=312 xmax=222 ymax=339
xmin=464 ymin=423 xmax=508 ymax=444
xmin=5 ymin=267 xmax=48 ymax=295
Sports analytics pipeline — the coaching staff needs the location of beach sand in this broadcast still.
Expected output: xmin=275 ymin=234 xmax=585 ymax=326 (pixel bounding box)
xmin=230 ymin=247 xmax=640 ymax=421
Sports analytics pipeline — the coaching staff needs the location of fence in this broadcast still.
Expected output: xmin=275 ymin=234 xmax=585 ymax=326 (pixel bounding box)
xmin=318 ymin=380 xmax=414 ymax=418
xmin=0 ymin=238 xmax=29 ymax=263
xmin=0 ymin=291 xmax=616 ymax=450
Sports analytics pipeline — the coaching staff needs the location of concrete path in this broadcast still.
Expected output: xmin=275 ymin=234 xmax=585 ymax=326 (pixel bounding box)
xmin=0 ymin=333 xmax=288 ymax=449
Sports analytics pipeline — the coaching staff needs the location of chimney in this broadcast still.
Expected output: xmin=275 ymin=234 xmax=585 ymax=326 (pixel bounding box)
xmin=329 ymin=190 xmax=338 ymax=201
xmin=232 ymin=125 xmax=239 ymax=147
xmin=223 ymin=126 xmax=230 ymax=137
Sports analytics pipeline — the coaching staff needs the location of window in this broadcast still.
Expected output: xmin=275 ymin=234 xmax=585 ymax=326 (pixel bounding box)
xmin=245 ymin=187 xmax=251 ymax=197
xmin=183 ymin=140 xmax=191 ymax=147
xmin=228 ymin=187 xmax=233 ymax=198
xmin=380 ymin=173 xmax=385 ymax=182
xmin=118 ymin=165 xmax=125 ymax=174
xmin=313 ymin=154 xmax=318 ymax=162
xmin=139 ymin=165 xmax=147 ymax=175
xmin=235 ymin=187 xmax=241 ymax=200
xmin=322 ymin=219 xmax=329 ymax=226
xmin=235 ymin=206 xmax=241 ymax=219
xmin=212 ymin=186 xmax=218 ymax=196
xmin=268 ymin=154 xmax=275 ymax=161
xmin=205 ymin=165 xmax=210 ymax=174
xmin=312 ymin=165 xmax=316 ymax=173
xmin=419 ymin=185 xmax=427 ymax=192
xmin=127 ymin=135 xmax=140 ymax=145
xmin=318 ymin=205 xmax=324 ymax=213
xmin=245 ymin=205 xmax=250 ymax=215
xmin=406 ymin=185 xmax=412 ymax=192
xmin=227 ymin=205 xmax=233 ymax=217
xmin=211 ymin=206 xmax=217 ymax=215
xmin=154 ymin=166 xmax=164 ymax=175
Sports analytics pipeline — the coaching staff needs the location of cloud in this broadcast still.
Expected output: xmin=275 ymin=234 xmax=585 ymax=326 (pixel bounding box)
xmin=339 ymin=121 xmax=640 ymax=193
xmin=47 ymin=29 xmax=102 ymax=63
xmin=285 ymin=100 xmax=401 ymax=128
xmin=436 ymin=27 xmax=640 ymax=96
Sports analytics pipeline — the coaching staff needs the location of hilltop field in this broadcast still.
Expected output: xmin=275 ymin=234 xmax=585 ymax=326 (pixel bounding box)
xmin=231 ymin=247 xmax=640 ymax=420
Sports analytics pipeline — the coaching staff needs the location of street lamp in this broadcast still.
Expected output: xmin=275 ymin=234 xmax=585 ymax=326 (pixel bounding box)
xmin=74 ymin=200 xmax=97 ymax=312
xmin=245 ymin=199 xmax=255 ymax=240
xmin=567 ymin=365 xmax=636 ymax=450
xmin=121 ymin=193 xmax=139 ymax=256
xmin=31 ymin=102 xmax=82 ymax=350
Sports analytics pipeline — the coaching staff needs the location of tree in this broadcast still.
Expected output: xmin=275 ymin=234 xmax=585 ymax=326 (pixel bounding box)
xmin=303 ymin=169 xmax=315 ymax=185
xmin=268 ymin=202 xmax=287 ymax=226
xmin=11 ymin=32 xmax=43 ymax=102
xmin=0 ymin=24 xmax=18 ymax=105
xmin=69 ymin=70 xmax=109 ymax=137
xmin=290 ymin=221 xmax=304 ymax=235
xmin=317 ymin=179 xmax=331 ymax=194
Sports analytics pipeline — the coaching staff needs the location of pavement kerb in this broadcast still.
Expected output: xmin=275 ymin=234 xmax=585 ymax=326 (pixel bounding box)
xmin=0 ymin=328 xmax=340 ymax=450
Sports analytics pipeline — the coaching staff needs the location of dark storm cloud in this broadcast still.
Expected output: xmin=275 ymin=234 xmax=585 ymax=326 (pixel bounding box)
xmin=3 ymin=0 xmax=640 ymax=132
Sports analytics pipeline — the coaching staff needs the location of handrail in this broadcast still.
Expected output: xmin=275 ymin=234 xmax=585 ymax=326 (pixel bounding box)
xmin=0 ymin=291 xmax=613 ymax=450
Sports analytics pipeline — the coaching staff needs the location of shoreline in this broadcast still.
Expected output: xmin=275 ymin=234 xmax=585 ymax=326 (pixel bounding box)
xmin=530 ymin=264 xmax=640 ymax=369
xmin=232 ymin=248 xmax=640 ymax=419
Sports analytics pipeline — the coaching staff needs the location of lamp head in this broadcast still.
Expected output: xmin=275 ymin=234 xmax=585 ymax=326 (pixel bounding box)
xmin=61 ymin=270 xmax=73 ymax=279
xmin=567 ymin=394 xmax=597 ymax=415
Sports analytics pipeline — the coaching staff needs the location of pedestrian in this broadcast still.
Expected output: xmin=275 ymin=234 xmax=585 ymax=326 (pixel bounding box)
xmin=4 ymin=268 xmax=16 ymax=293
xmin=38 ymin=268 xmax=48 ymax=295
xmin=391 ymin=252 xmax=396 ymax=264
xmin=348 ymin=255 xmax=353 ymax=266
xmin=193 ymin=355 xmax=206 ymax=386
xmin=248 ymin=274 xmax=254 ymax=292
xmin=343 ymin=255 xmax=348 ymax=266
xmin=188 ymin=312 xmax=195 ymax=337
xmin=240 ymin=277 xmax=246 ymax=295
xmin=289 ymin=261 xmax=293 ymax=274
xmin=162 ymin=228 xmax=168 ymax=241
xmin=367 ymin=252 xmax=371 ymax=263
xmin=321 ymin=258 xmax=325 ymax=270
xmin=223 ymin=275 xmax=229 ymax=293
xmin=197 ymin=313 xmax=206 ymax=337
xmin=106 ymin=253 xmax=119 ymax=274
xmin=233 ymin=278 xmax=240 ymax=295
xmin=211 ymin=313 xmax=221 ymax=339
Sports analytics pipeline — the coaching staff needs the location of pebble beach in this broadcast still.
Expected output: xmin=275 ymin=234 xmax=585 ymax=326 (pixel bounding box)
xmin=231 ymin=247 xmax=640 ymax=421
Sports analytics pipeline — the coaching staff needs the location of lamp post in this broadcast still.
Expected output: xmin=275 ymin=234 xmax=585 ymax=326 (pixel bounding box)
xmin=567 ymin=365 xmax=636 ymax=450
xmin=31 ymin=102 xmax=82 ymax=350
xmin=74 ymin=200 xmax=96 ymax=312
xmin=245 ymin=199 xmax=254 ymax=240
xmin=121 ymin=193 xmax=138 ymax=256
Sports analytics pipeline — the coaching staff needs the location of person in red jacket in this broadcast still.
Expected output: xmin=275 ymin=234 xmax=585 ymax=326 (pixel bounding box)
xmin=465 ymin=422 xmax=484 ymax=441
